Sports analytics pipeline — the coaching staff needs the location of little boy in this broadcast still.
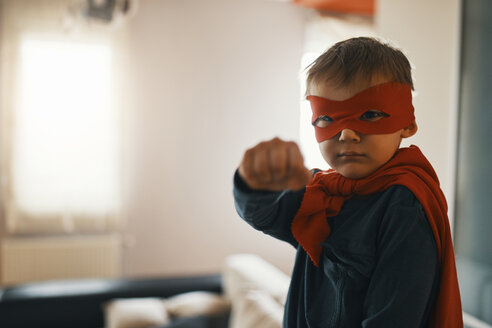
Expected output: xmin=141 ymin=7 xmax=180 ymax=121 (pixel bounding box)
xmin=233 ymin=37 xmax=462 ymax=327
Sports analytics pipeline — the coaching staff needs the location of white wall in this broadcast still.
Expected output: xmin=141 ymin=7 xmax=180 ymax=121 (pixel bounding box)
xmin=0 ymin=0 xmax=461 ymax=279
xmin=376 ymin=0 xmax=462 ymax=229
xmin=123 ymin=0 xmax=462 ymax=277
xmin=123 ymin=0 xmax=308 ymax=277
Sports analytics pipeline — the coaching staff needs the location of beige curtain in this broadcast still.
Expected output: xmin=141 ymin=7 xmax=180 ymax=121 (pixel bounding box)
xmin=0 ymin=0 xmax=130 ymax=234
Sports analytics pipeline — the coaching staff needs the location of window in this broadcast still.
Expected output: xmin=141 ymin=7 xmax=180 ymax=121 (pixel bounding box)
xmin=6 ymin=39 xmax=121 ymax=234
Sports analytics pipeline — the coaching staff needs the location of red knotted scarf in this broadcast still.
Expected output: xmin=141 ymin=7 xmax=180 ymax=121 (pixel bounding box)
xmin=291 ymin=145 xmax=463 ymax=327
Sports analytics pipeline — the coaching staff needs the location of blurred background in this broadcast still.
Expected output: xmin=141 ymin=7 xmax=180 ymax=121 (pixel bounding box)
xmin=0 ymin=0 xmax=490 ymax=326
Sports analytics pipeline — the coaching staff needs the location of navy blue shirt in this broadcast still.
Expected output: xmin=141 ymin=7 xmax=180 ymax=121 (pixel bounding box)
xmin=233 ymin=171 xmax=439 ymax=328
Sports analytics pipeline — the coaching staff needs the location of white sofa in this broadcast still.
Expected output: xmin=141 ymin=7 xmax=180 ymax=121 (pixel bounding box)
xmin=223 ymin=254 xmax=290 ymax=328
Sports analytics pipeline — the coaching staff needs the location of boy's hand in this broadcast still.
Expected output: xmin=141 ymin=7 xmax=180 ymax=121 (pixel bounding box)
xmin=238 ymin=137 xmax=312 ymax=191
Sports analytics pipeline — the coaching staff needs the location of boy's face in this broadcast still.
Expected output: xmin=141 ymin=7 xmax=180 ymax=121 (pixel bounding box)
xmin=308 ymin=76 xmax=417 ymax=180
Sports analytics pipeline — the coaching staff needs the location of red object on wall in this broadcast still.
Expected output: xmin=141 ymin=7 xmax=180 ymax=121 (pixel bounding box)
xmin=293 ymin=0 xmax=375 ymax=16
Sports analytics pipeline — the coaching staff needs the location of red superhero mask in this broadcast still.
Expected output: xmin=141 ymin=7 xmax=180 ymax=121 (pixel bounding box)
xmin=307 ymin=82 xmax=415 ymax=142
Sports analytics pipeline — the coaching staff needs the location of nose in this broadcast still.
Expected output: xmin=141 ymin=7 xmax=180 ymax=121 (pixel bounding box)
xmin=338 ymin=128 xmax=361 ymax=143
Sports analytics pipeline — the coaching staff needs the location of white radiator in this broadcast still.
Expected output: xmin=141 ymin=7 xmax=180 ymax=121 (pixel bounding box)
xmin=0 ymin=235 xmax=122 ymax=285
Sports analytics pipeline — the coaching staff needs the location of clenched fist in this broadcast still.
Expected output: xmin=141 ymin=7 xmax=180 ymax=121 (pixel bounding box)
xmin=238 ymin=137 xmax=312 ymax=191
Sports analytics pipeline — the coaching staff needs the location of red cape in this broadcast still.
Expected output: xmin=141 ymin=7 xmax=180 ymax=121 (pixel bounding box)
xmin=292 ymin=145 xmax=463 ymax=327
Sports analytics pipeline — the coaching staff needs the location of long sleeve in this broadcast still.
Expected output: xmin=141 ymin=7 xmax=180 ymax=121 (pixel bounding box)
xmin=233 ymin=170 xmax=440 ymax=328
xmin=361 ymin=196 xmax=440 ymax=327
xmin=232 ymin=170 xmax=304 ymax=248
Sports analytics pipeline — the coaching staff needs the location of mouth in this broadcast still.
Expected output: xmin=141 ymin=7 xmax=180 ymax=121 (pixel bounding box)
xmin=338 ymin=151 xmax=365 ymax=157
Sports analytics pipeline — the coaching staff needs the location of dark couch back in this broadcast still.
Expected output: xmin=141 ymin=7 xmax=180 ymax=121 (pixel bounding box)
xmin=0 ymin=275 xmax=222 ymax=328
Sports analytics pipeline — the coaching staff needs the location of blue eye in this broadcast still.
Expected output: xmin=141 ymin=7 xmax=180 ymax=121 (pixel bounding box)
xmin=360 ymin=110 xmax=389 ymax=122
xmin=312 ymin=115 xmax=333 ymax=128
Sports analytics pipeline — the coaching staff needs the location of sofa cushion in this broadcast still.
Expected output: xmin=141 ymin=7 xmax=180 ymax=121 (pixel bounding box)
xmin=165 ymin=291 xmax=230 ymax=318
xmin=158 ymin=312 xmax=230 ymax=328
xmin=104 ymin=297 xmax=170 ymax=328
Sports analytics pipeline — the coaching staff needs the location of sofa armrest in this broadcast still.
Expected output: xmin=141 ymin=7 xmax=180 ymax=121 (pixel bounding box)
xmin=223 ymin=254 xmax=289 ymax=304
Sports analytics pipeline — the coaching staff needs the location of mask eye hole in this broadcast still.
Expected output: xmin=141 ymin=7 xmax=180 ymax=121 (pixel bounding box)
xmin=312 ymin=115 xmax=333 ymax=128
xmin=359 ymin=110 xmax=389 ymax=122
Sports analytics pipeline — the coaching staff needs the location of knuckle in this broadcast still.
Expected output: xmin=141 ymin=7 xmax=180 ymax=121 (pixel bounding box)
xmin=287 ymin=141 xmax=300 ymax=151
xmin=270 ymin=137 xmax=284 ymax=146
xmin=271 ymin=136 xmax=281 ymax=142
xmin=256 ymin=141 xmax=267 ymax=148
xmin=256 ymin=142 xmax=271 ymax=154
xmin=245 ymin=146 xmax=260 ymax=157
xmin=243 ymin=149 xmax=253 ymax=160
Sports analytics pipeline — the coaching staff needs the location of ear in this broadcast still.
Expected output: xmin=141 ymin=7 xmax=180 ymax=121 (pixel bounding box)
xmin=401 ymin=121 xmax=418 ymax=138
